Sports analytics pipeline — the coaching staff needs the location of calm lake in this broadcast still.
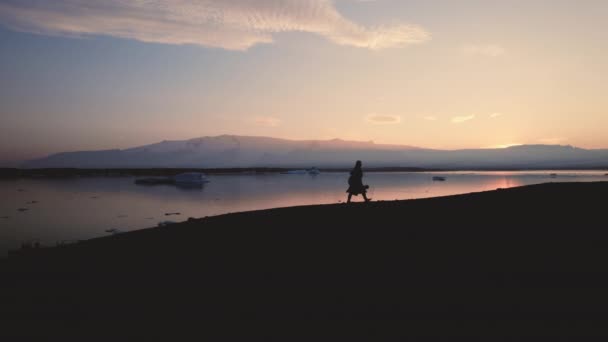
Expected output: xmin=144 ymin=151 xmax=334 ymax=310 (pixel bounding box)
xmin=1 ymin=170 xmax=606 ymax=256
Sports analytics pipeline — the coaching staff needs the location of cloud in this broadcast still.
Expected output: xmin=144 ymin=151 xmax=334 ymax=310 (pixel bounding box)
xmin=489 ymin=112 xmax=503 ymax=119
xmin=462 ymin=44 xmax=505 ymax=57
xmin=254 ymin=116 xmax=281 ymax=127
xmin=0 ymin=0 xmax=430 ymax=51
xmin=366 ymin=114 xmax=401 ymax=124
xmin=423 ymin=116 xmax=437 ymax=121
xmin=451 ymin=114 xmax=475 ymax=124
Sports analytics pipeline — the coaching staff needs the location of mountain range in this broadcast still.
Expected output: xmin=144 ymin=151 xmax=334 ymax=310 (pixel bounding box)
xmin=23 ymin=135 xmax=608 ymax=169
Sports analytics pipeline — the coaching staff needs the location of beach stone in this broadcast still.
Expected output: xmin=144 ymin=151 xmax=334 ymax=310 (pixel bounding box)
xmin=105 ymin=228 xmax=124 ymax=235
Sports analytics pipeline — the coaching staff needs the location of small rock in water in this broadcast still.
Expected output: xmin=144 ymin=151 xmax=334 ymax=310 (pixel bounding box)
xmin=17 ymin=208 xmax=28 ymax=212
xmin=165 ymin=212 xmax=181 ymax=216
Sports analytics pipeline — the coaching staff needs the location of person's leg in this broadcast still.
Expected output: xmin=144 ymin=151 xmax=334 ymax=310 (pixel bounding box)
xmin=363 ymin=192 xmax=371 ymax=202
xmin=347 ymin=193 xmax=352 ymax=203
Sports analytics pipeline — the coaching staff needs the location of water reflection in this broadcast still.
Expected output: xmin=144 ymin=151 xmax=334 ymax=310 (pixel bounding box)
xmin=0 ymin=171 xmax=605 ymax=256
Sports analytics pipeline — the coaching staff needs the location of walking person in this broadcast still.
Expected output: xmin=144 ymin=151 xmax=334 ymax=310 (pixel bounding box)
xmin=346 ymin=160 xmax=371 ymax=203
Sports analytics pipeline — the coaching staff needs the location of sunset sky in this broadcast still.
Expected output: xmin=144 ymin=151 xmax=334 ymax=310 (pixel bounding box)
xmin=1 ymin=0 xmax=607 ymax=164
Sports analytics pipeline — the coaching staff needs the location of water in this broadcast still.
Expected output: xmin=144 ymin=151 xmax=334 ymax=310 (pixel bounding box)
xmin=1 ymin=171 xmax=606 ymax=256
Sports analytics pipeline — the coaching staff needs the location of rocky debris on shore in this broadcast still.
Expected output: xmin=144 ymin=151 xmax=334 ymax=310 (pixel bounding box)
xmin=105 ymin=228 xmax=124 ymax=235
xmin=56 ymin=240 xmax=82 ymax=246
xmin=20 ymin=239 xmax=41 ymax=249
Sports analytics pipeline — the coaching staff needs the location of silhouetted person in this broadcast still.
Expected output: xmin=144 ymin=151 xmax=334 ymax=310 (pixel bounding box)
xmin=346 ymin=160 xmax=371 ymax=203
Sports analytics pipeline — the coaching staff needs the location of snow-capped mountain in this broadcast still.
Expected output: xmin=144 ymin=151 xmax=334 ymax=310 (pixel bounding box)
xmin=23 ymin=135 xmax=608 ymax=169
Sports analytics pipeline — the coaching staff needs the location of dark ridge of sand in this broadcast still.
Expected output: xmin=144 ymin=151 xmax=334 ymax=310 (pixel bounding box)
xmin=2 ymin=182 xmax=608 ymax=339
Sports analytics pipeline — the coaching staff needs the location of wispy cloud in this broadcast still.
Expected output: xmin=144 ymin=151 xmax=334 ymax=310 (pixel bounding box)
xmin=366 ymin=114 xmax=401 ymax=125
xmin=0 ymin=0 xmax=430 ymax=51
xmin=254 ymin=116 xmax=281 ymax=127
xmin=489 ymin=112 xmax=503 ymax=119
xmin=451 ymin=114 xmax=475 ymax=124
xmin=462 ymin=44 xmax=505 ymax=57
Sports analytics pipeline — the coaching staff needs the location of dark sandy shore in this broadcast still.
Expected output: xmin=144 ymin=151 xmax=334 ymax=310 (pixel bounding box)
xmin=2 ymin=182 xmax=608 ymax=339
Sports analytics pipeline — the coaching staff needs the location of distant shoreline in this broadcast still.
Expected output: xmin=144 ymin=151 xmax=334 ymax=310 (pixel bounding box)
xmin=1 ymin=167 xmax=607 ymax=178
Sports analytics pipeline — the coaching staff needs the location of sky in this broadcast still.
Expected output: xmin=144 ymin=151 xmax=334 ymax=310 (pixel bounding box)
xmin=1 ymin=0 xmax=607 ymax=165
